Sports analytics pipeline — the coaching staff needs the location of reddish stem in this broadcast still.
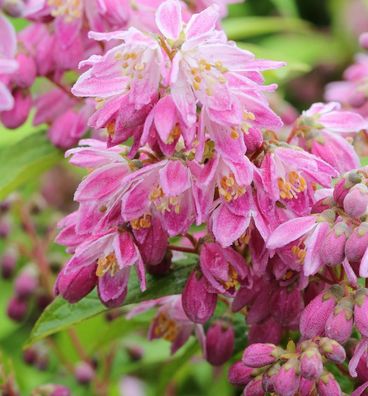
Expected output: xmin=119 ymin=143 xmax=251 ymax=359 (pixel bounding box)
xmin=168 ymin=245 xmax=198 ymax=254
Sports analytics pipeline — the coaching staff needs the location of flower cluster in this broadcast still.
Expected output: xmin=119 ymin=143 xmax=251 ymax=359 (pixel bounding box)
xmin=5 ymin=0 xmax=368 ymax=394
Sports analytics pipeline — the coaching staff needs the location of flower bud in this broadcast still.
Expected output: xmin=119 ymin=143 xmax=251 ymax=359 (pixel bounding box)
xmin=242 ymin=343 xmax=281 ymax=368
xmin=74 ymin=362 xmax=95 ymax=385
xmin=182 ymin=271 xmax=217 ymax=324
xmin=300 ymin=286 xmax=342 ymax=339
xmin=311 ymin=197 xmax=334 ymax=214
xmin=51 ymin=385 xmax=71 ymax=396
xmin=31 ymin=384 xmax=70 ymax=396
xmin=360 ymin=33 xmax=368 ymax=49
xmin=243 ymin=379 xmax=264 ymax=396
xmin=345 ymin=223 xmax=368 ymax=263
xmin=273 ymin=359 xmax=300 ymax=396
xmin=1 ymin=0 xmax=25 ymax=17
xmin=1 ymin=89 xmax=32 ymax=129
xmin=15 ymin=269 xmax=38 ymax=299
xmin=228 ymin=361 xmax=254 ymax=386
xmin=0 ymin=218 xmax=10 ymax=238
xmin=299 ymin=378 xmax=315 ymax=396
xmin=23 ymin=347 xmax=38 ymax=365
xmin=333 ymin=178 xmax=351 ymax=207
xmin=316 ymin=373 xmax=342 ymax=396
xmin=325 ymin=297 xmax=353 ymax=343
xmin=7 ymin=297 xmax=27 ymax=322
xmin=205 ymin=321 xmax=234 ymax=366
xmin=0 ymin=249 xmax=17 ymax=279
xmin=300 ymin=347 xmax=323 ymax=380
xmin=55 ymin=264 xmax=97 ymax=304
xmin=343 ymin=183 xmax=368 ymax=218
xmin=354 ymin=288 xmax=368 ymax=337
xmin=11 ymin=53 xmax=36 ymax=88
xmin=320 ymin=222 xmax=349 ymax=266
xmin=319 ymin=337 xmax=346 ymax=363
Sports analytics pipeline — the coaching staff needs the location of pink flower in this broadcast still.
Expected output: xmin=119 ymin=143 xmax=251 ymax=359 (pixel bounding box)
xmin=0 ymin=14 xmax=18 ymax=111
xmin=62 ymin=228 xmax=145 ymax=307
xmin=72 ymin=28 xmax=163 ymax=145
xmin=121 ymin=160 xmax=195 ymax=236
xmin=127 ymin=295 xmax=205 ymax=354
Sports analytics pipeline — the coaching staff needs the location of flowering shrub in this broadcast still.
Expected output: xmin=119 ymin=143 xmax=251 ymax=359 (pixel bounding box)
xmin=3 ymin=0 xmax=368 ymax=395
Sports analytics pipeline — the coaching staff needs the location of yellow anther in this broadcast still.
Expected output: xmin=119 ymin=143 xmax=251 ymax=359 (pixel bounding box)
xmin=96 ymin=253 xmax=119 ymax=277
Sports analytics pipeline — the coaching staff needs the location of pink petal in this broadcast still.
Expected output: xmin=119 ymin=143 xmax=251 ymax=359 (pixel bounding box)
xmin=155 ymin=0 xmax=182 ymax=40
xmin=267 ymin=216 xmax=316 ymax=250
xmin=159 ymin=160 xmax=191 ymax=196
xmin=185 ymin=5 xmax=219 ymax=40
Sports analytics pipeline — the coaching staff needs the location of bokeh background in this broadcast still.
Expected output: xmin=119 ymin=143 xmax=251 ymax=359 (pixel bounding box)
xmin=1 ymin=0 xmax=367 ymax=394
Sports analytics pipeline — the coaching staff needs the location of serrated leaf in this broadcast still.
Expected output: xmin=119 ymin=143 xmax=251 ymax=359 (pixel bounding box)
xmin=223 ymin=16 xmax=310 ymax=40
xmin=27 ymin=261 xmax=197 ymax=346
xmin=0 ymin=131 xmax=62 ymax=200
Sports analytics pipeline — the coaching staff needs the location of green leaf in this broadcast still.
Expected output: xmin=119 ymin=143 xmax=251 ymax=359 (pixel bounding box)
xmin=27 ymin=261 xmax=196 ymax=345
xmin=0 ymin=131 xmax=62 ymax=200
xmin=223 ymin=16 xmax=310 ymax=40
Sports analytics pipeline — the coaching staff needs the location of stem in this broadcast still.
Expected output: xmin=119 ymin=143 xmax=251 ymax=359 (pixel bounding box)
xmin=19 ymin=204 xmax=54 ymax=295
xmin=184 ymin=233 xmax=198 ymax=248
xmin=45 ymin=75 xmax=76 ymax=100
xmin=68 ymin=328 xmax=90 ymax=362
xmin=286 ymin=125 xmax=299 ymax=143
xmin=47 ymin=338 xmax=75 ymax=374
xmin=168 ymin=245 xmax=198 ymax=254
xmin=327 ymin=267 xmax=339 ymax=284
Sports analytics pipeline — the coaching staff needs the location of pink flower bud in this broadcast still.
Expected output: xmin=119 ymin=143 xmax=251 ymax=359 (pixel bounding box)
xmin=228 ymin=361 xmax=254 ymax=386
xmin=0 ymin=218 xmax=10 ymax=238
xmin=11 ymin=53 xmax=36 ymax=88
xmin=300 ymin=287 xmax=342 ymax=339
xmin=243 ymin=379 xmax=264 ymax=396
xmin=243 ymin=127 xmax=263 ymax=153
xmin=317 ymin=373 xmax=342 ymax=396
xmin=182 ymin=271 xmax=217 ymax=324
xmin=319 ymin=337 xmax=346 ymax=363
xmin=299 ymin=378 xmax=315 ymax=396
xmin=133 ymin=217 xmax=167 ymax=266
xmin=344 ymin=183 xmax=368 ymax=218
xmin=0 ymin=249 xmax=17 ymax=279
xmin=52 ymin=385 xmax=71 ymax=396
xmin=320 ymin=223 xmax=349 ymax=266
xmin=15 ymin=269 xmax=38 ymax=299
xmin=345 ymin=223 xmax=368 ymax=263
xmin=74 ymin=362 xmax=95 ymax=385
xmin=205 ymin=321 xmax=234 ymax=366
xmin=360 ymin=32 xmax=368 ymax=49
xmin=2 ymin=0 xmax=25 ymax=17
xmin=325 ymin=298 xmax=353 ymax=343
xmin=354 ymin=288 xmax=368 ymax=337
xmin=242 ymin=343 xmax=281 ymax=368
xmin=273 ymin=361 xmax=300 ymax=396
xmin=55 ymin=264 xmax=97 ymax=304
xmin=7 ymin=296 xmax=27 ymax=322
xmin=1 ymin=89 xmax=32 ymax=129
xmin=23 ymin=347 xmax=38 ymax=365
xmin=300 ymin=348 xmax=323 ymax=380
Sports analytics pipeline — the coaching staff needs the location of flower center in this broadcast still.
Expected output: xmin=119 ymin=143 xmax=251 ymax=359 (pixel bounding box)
xmin=114 ymin=51 xmax=145 ymax=81
xmin=190 ymin=59 xmax=228 ymax=97
xmin=149 ymin=185 xmax=181 ymax=214
xmin=222 ymin=265 xmax=240 ymax=290
xmin=96 ymin=253 xmax=119 ymax=277
xmin=291 ymin=245 xmax=306 ymax=263
xmin=219 ymin=173 xmax=245 ymax=202
xmin=154 ymin=312 xmax=178 ymax=341
xmin=130 ymin=214 xmax=152 ymax=230
xmin=48 ymin=0 xmax=82 ymax=21
xmin=278 ymin=171 xmax=307 ymax=200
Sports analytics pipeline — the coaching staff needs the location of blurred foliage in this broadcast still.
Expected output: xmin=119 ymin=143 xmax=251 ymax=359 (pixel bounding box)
xmin=1 ymin=0 xmax=367 ymax=395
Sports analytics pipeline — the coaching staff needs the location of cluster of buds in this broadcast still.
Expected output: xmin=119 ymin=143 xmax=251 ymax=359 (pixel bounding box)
xmin=231 ymin=338 xmax=345 ymax=396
